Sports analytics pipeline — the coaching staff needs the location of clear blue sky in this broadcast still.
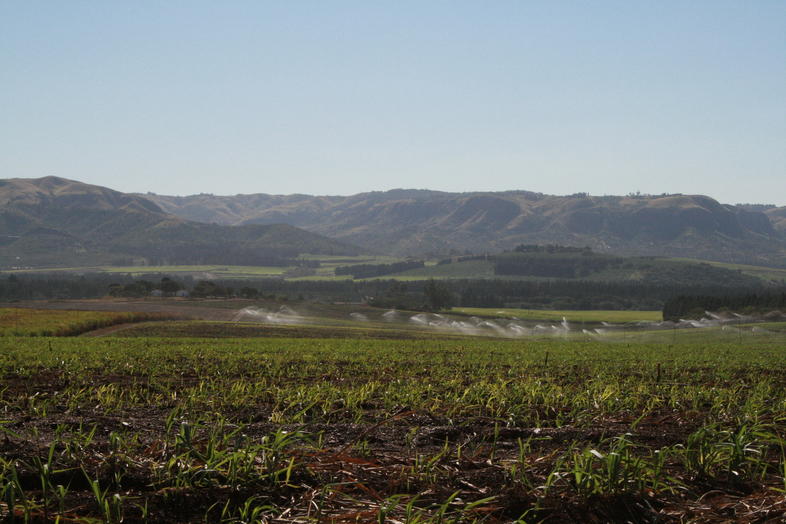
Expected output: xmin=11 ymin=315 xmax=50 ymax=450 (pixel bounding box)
xmin=2 ymin=1 xmax=784 ymax=204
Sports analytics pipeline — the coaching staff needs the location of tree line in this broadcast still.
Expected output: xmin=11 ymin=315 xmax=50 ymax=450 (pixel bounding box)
xmin=662 ymin=292 xmax=786 ymax=320
xmin=334 ymin=260 xmax=424 ymax=278
xmin=0 ymin=273 xmax=771 ymax=312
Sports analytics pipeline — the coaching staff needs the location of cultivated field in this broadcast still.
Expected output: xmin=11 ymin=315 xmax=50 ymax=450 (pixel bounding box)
xmin=0 ymin=308 xmax=177 ymax=337
xmin=451 ymin=307 xmax=662 ymax=324
xmin=0 ymin=301 xmax=667 ymax=341
xmin=1 ymin=304 xmax=786 ymax=522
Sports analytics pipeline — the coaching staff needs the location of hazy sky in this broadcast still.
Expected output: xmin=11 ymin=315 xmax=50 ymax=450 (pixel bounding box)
xmin=2 ymin=1 xmax=784 ymax=204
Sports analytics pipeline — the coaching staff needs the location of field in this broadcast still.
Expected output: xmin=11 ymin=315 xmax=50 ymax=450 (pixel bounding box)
xmin=99 ymin=320 xmax=474 ymax=340
xmin=451 ymin=307 xmax=662 ymax=324
xmin=388 ymin=260 xmax=496 ymax=280
xmin=1 ymin=302 xmax=786 ymax=522
xmin=668 ymin=258 xmax=786 ymax=284
xmin=2 ymin=256 xmax=404 ymax=281
xmin=6 ymin=254 xmax=784 ymax=288
xmin=0 ymin=308 xmax=177 ymax=336
xmin=98 ymin=266 xmax=290 ymax=278
xmin=1 ymin=300 xmax=666 ymax=340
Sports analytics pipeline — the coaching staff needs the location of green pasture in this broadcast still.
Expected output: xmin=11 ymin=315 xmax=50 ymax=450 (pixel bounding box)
xmin=669 ymin=257 xmax=786 ymax=283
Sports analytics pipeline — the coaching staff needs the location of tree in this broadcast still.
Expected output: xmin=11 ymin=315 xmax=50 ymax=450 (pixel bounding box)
xmin=159 ymin=277 xmax=182 ymax=296
xmin=424 ymin=279 xmax=454 ymax=311
xmin=239 ymin=287 xmax=259 ymax=299
xmin=191 ymin=280 xmax=229 ymax=298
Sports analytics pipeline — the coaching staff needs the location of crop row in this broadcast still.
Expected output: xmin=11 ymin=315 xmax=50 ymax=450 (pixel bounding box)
xmin=1 ymin=336 xmax=786 ymax=521
xmin=0 ymin=308 xmax=179 ymax=337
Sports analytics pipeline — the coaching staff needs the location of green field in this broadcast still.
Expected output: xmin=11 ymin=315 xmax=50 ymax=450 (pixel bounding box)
xmin=1 ymin=255 xmax=408 ymax=280
xmin=452 ymin=306 xmax=662 ymax=323
xmin=1 ymin=305 xmax=786 ymax=521
xmin=296 ymin=254 xmax=402 ymax=263
xmin=389 ymin=259 xmax=496 ymax=279
xmin=97 ymin=265 xmax=289 ymax=277
xmin=0 ymin=307 xmax=176 ymax=336
xmin=669 ymin=257 xmax=786 ymax=283
xmin=287 ymin=273 xmax=354 ymax=281
xmin=3 ymin=265 xmax=290 ymax=278
xmin=6 ymin=253 xmax=783 ymax=288
xmin=100 ymin=319 xmax=474 ymax=340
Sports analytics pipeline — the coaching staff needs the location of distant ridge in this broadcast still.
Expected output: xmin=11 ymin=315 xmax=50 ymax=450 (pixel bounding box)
xmin=0 ymin=177 xmax=361 ymax=268
xmin=143 ymin=189 xmax=786 ymax=267
xmin=765 ymin=207 xmax=786 ymax=234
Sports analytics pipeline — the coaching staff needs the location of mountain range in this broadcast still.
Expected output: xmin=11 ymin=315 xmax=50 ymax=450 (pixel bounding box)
xmin=1 ymin=176 xmax=784 ymax=269
xmin=145 ymin=189 xmax=786 ymax=266
xmin=0 ymin=177 xmax=359 ymax=268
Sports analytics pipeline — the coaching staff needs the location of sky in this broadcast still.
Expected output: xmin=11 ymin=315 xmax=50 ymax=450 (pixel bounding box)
xmin=1 ymin=1 xmax=784 ymax=204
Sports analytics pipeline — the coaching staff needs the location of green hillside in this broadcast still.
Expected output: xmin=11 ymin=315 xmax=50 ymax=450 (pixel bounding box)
xmin=0 ymin=177 xmax=362 ymax=268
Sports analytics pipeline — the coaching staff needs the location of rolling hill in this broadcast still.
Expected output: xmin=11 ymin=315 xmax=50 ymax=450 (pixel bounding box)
xmin=765 ymin=206 xmax=786 ymax=234
xmin=144 ymin=190 xmax=786 ymax=266
xmin=0 ymin=177 xmax=361 ymax=268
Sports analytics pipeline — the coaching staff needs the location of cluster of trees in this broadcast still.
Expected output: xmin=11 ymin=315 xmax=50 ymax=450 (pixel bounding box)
xmin=423 ymin=279 xmax=454 ymax=310
xmin=513 ymin=245 xmax=592 ymax=254
xmin=433 ymin=246 xmax=621 ymax=279
xmin=448 ymin=279 xmax=672 ymax=310
xmin=108 ymin=279 xmax=265 ymax=299
xmin=0 ymin=274 xmax=125 ymax=301
xmin=437 ymin=255 xmax=489 ymax=266
xmin=493 ymin=249 xmax=761 ymax=289
xmin=190 ymin=280 xmax=264 ymax=298
xmin=109 ymin=280 xmax=156 ymax=297
xmin=0 ymin=270 xmax=775 ymax=313
xmin=364 ymin=279 xmax=455 ymax=311
xmin=488 ymin=245 xmax=617 ymax=279
xmin=334 ymin=260 xmax=424 ymax=279
xmin=109 ymin=277 xmax=184 ymax=297
xmin=364 ymin=278 xmax=765 ymax=311
xmin=663 ymin=292 xmax=786 ymax=320
xmin=0 ymin=274 xmax=270 ymax=301
xmin=494 ymin=252 xmax=619 ymax=278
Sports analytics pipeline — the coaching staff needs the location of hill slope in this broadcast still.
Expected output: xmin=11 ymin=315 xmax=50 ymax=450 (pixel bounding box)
xmin=765 ymin=207 xmax=786 ymax=235
xmin=143 ymin=190 xmax=786 ymax=266
xmin=0 ymin=177 xmax=360 ymax=268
